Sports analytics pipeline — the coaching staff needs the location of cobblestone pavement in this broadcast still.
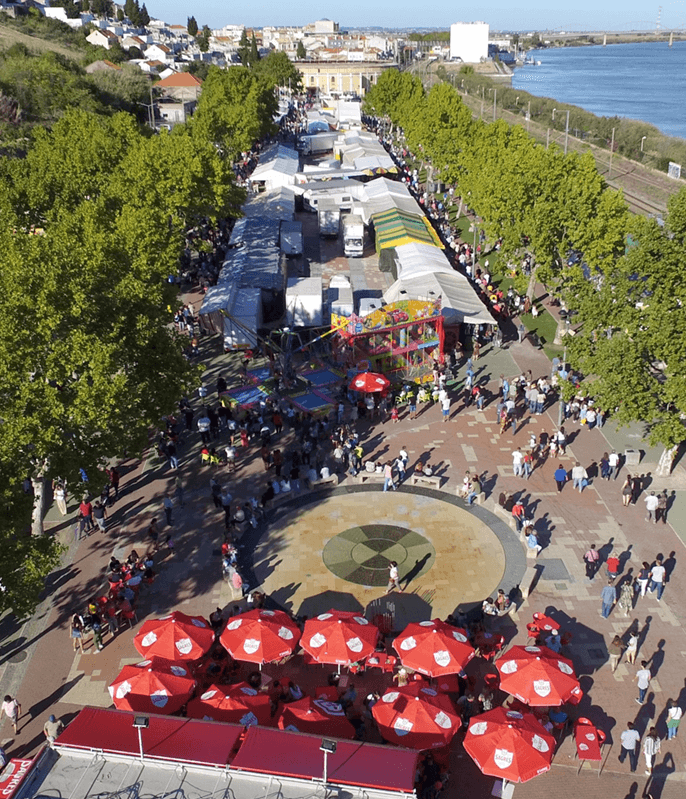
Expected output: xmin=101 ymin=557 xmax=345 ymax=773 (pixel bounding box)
xmin=1 ymin=267 xmax=685 ymax=799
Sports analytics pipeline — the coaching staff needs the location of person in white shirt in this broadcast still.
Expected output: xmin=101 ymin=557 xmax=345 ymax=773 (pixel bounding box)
xmin=644 ymin=492 xmax=659 ymax=523
xmin=608 ymin=450 xmax=620 ymax=480
xmin=649 ymin=558 xmax=666 ymax=601
xmin=618 ymin=722 xmax=640 ymax=772
xmin=320 ymin=465 xmax=330 ymax=480
xmin=512 ymin=448 xmax=524 ymax=477
xmin=666 ymin=699 xmax=683 ymax=740
xmin=571 ymin=462 xmax=589 ymax=492
xmin=386 ymin=561 xmax=402 ymax=593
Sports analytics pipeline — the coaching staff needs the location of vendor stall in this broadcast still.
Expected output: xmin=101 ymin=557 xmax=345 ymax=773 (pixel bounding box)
xmin=332 ymin=298 xmax=444 ymax=382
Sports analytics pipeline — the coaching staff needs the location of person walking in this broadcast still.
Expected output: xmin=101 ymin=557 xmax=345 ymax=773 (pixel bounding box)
xmin=163 ymin=493 xmax=174 ymax=526
xmin=554 ymin=464 xmax=568 ymax=493
xmin=70 ymin=614 xmax=85 ymax=655
xmin=635 ymin=661 xmax=652 ymax=704
xmin=666 ymin=699 xmax=683 ymax=740
xmin=608 ymin=635 xmax=626 ymax=672
xmin=43 ymin=715 xmax=64 ymax=746
xmin=174 ymin=475 xmax=185 ymax=508
xmin=583 ymin=544 xmax=600 ymax=580
xmin=649 ymin=557 xmax=666 ymax=601
xmin=606 ymin=551 xmax=620 ymax=582
xmin=621 ymin=474 xmax=633 ymax=507
xmin=625 ymin=629 xmax=639 ymax=665
xmin=1 ymin=695 xmax=21 ymax=736
xmin=644 ymin=491 xmax=659 ymax=523
xmin=53 ymin=480 xmax=68 ymax=516
xmin=383 ymin=462 xmax=396 ymax=492
xmin=636 ymin=562 xmax=651 ymax=598
xmin=386 ymin=561 xmax=402 ymax=593
xmin=601 ymin=580 xmax=616 ymax=618
xmin=571 ymin=461 xmax=588 ymax=492
xmin=643 ymin=727 xmax=660 ymax=775
xmin=618 ymin=722 xmax=640 ymax=772
xmin=609 ymin=450 xmax=620 ymax=480
xmin=618 ymin=580 xmax=635 ymax=617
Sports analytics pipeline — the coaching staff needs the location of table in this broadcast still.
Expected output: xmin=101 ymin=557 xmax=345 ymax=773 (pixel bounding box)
xmin=435 ymin=674 xmax=461 ymax=693
xmin=574 ymin=721 xmax=605 ymax=775
xmin=531 ymin=613 xmax=560 ymax=632
xmin=315 ymin=686 xmax=339 ymax=701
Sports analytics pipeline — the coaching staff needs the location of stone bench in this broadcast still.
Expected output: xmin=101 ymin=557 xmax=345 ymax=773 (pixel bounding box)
xmin=410 ymin=473 xmax=442 ymax=489
xmin=353 ymin=472 xmax=387 ymax=485
xmin=520 ymin=565 xmax=540 ymax=600
xmin=305 ymin=473 xmax=339 ymax=490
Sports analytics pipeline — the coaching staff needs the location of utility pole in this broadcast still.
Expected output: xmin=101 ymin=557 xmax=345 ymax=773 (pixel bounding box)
xmin=564 ymin=109 xmax=570 ymax=155
xmin=609 ymin=127 xmax=615 ymax=178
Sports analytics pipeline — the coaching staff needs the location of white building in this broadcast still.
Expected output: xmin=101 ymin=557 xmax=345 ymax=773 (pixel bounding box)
xmin=449 ymin=21 xmax=489 ymax=62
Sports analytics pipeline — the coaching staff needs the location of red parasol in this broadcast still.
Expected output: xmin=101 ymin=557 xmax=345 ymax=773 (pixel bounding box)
xmin=186 ymin=682 xmax=271 ymax=726
xmin=276 ymin=696 xmax=356 ymax=739
xmin=348 ymin=371 xmax=390 ymax=393
xmin=393 ymin=620 xmax=475 ymax=677
xmin=496 ymin=645 xmax=582 ymax=707
xmin=301 ymin=610 xmax=379 ymax=666
xmin=220 ymin=609 xmax=301 ymax=665
xmin=372 ymin=683 xmax=460 ymax=750
xmin=133 ymin=611 xmax=214 ymax=661
xmin=464 ymin=707 xmax=555 ymax=783
xmin=108 ymin=656 xmax=196 ymax=714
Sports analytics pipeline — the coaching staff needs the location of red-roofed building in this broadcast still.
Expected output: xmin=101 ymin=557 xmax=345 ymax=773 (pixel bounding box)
xmin=155 ymin=71 xmax=203 ymax=101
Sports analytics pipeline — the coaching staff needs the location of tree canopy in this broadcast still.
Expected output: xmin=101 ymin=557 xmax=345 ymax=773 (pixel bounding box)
xmin=0 ymin=107 xmax=245 ymax=614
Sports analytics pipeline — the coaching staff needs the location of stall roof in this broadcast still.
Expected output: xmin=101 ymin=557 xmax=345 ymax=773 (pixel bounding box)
xmin=220 ymin=247 xmax=284 ymax=293
xmin=384 ymin=243 xmax=493 ymax=326
xmin=199 ymin=283 xmax=235 ymax=317
xmin=55 ymin=707 xmax=242 ymax=767
xmin=359 ymin=177 xmax=424 ymax=223
xmin=229 ymin=216 xmax=280 ymax=248
xmin=249 ymin=156 xmax=299 ymax=183
xmin=371 ymin=208 xmax=443 ymax=251
xmin=232 ymin=726 xmax=418 ymax=794
xmin=243 ymin=187 xmax=295 ymax=221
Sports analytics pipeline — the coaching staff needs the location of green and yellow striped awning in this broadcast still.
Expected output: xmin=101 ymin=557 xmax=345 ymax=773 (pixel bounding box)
xmin=371 ymin=208 xmax=443 ymax=253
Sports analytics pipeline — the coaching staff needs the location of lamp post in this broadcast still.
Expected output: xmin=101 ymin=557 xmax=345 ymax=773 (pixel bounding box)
xmin=320 ymin=738 xmax=337 ymax=789
xmin=641 ymin=135 xmax=647 ymax=152
xmin=133 ymin=716 xmax=149 ymax=762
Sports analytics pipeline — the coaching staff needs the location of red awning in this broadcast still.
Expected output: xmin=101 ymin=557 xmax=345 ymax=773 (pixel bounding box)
xmin=231 ymin=726 xmax=418 ymax=793
xmin=55 ymin=707 xmax=243 ymax=767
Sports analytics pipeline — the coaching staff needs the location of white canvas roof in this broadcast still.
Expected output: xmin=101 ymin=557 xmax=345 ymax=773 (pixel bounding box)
xmin=359 ymin=177 xmax=423 ymax=223
xmin=243 ymin=187 xmax=295 ymax=221
xmin=384 ymin=243 xmax=494 ymax=326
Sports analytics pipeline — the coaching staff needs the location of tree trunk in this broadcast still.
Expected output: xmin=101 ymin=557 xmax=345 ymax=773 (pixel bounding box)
xmin=456 ymin=197 xmax=464 ymax=219
xmin=31 ymin=476 xmax=49 ymax=537
xmin=656 ymin=445 xmax=678 ymax=477
xmin=525 ymin=264 xmax=539 ymax=301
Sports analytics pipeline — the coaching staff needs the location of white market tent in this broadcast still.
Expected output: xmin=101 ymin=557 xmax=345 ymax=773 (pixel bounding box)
xmin=199 ymin=284 xmax=262 ymax=349
xmin=198 ymin=283 xmax=234 ymax=335
xmin=286 ymin=277 xmax=324 ymax=328
xmin=358 ymin=177 xmax=424 ymax=224
xmin=383 ymin=243 xmax=494 ymax=326
xmin=248 ymin=144 xmax=299 ymax=191
xmin=243 ymin=187 xmax=295 ymax=222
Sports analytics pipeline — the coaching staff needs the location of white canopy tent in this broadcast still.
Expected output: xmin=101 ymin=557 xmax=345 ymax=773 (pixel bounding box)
xmin=383 ymin=243 xmax=494 ymax=326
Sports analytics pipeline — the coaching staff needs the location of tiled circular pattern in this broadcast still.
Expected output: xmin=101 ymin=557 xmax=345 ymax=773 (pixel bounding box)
xmin=323 ymin=524 xmax=435 ymax=587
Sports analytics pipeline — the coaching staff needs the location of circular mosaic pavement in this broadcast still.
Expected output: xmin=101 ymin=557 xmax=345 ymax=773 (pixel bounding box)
xmin=323 ymin=524 xmax=435 ymax=587
xmin=253 ymin=487 xmax=524 ymax=623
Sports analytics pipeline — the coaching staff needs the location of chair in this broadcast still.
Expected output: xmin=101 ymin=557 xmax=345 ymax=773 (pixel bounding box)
xmin=381 ymin=655 xmax=397 ymax=674
xmin=483 ymin=673 xmax=500 ymax=690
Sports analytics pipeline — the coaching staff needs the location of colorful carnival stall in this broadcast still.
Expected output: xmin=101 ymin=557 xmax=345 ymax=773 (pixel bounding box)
xmin=332 ymin=298 xmax=444 ymax=382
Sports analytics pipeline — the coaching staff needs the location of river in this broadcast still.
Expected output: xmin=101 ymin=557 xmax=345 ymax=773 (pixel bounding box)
xmin=512 ymin=41 xmax=686 ymax=140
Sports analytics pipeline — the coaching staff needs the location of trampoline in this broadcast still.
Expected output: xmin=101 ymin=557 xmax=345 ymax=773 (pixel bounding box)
xmin=299 ymin=366 xmax=344 ymax=387
xmin=290 ymin=390 xmax=335 ymax=414
xmin=222 ymin=385 xmax=271 ymax=408
xmin=246 ymin=367 xmax=272 ymax=383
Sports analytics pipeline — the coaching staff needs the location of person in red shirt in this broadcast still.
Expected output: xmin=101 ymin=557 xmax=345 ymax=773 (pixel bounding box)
xmin=511 ymin=499 xmax=526 ymax=534
xmin=78 ymin=499 xmax=93 ymax=539
xmin=606 ymin=551 xmax=620 ymax=582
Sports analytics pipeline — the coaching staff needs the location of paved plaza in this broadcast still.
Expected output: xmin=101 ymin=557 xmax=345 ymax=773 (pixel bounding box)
xmin=1 ymin=245 xmax=686 ymax=799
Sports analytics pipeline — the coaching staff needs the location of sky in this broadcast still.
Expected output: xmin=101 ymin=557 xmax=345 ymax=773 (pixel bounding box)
xmin=146 ymin=2 xmax=686 ymax=32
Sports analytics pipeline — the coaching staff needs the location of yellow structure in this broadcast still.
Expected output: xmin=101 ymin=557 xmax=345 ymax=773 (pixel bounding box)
xmin=296 ymin=61 xmax=397 ymax=96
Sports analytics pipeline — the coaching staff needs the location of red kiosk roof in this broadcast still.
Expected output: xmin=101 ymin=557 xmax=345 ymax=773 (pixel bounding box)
xmin=232 ymin=726 xmax=418 ymax=793
xmin=56 ymin=707 xmax=242 ymax=767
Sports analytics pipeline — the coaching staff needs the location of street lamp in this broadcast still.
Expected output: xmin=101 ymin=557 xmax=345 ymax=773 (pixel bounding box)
xmin=133 ymin=715 xmax=149 ymax=761
xmin=320 ymin=739 xmax=337 ymax=787
xmin=641 ymin=136 xmax=647 ymax=152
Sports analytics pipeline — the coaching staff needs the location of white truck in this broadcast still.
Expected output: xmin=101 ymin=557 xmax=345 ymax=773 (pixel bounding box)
xmin=318 ymin=199 xmax=340 ymax=238
xmin=342 ymin=213 xmax=364 ymax=257
xmin=298 ymin=132 xmax=338 ymax=155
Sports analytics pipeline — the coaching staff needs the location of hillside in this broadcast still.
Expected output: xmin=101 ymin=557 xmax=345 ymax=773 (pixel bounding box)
xmin=0 ymin=19 xmax=84 ymax=60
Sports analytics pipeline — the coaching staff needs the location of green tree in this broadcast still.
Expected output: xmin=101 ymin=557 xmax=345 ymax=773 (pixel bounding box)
xmin=187 ymin=15 xmax=198 ymax=37
xmin=0 ymin=109 xmax=245 ymax=542
xmin=124 ymin=0 xmax=138 ymax=24
xmin=255 ymin=51 xmax=302 ymax=91
xmin=192 ymin=66 xmax=277 ymax=157
xmin=249 ymin=32 xmax=261 ymax=65
xmin=197 ymin=25 xmax=212 ymax=53
xmin=117 ymin=8 xmax=124 ymax=21
xmin=138 ymin=3 xmax=150 ymax=26
xmin=296 ymin=40 xmax=306 ymax=59
xmin=90 ymin=0 xmax=113 ymax=17
xmin=237 ymin=29 xmax=250 ymax=65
